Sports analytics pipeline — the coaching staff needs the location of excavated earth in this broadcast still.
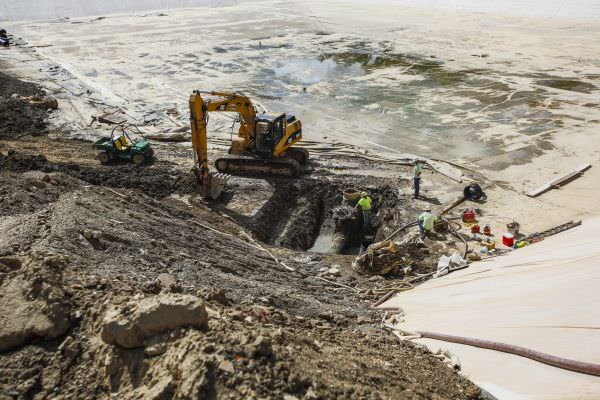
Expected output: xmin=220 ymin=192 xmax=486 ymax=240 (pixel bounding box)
xmin=0 ymin=71 xmax=481 ymax=399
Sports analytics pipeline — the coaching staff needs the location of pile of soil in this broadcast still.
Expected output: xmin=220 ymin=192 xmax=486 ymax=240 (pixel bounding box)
xmin=0 ymin=71 xmax=51 ymax=138
xmin=0 ymin=149 xmax=195 ymax=198
xmin=0 ymin=251 xmax=481 ymax=400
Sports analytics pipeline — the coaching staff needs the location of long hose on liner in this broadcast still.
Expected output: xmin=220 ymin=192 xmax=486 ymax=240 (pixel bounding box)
xmin=417 ymin=330 xmax=600 ymax=377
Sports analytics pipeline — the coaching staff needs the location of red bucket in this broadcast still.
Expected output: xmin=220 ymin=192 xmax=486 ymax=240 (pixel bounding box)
xmin=502 ymin=233 xmax=514 ymax=247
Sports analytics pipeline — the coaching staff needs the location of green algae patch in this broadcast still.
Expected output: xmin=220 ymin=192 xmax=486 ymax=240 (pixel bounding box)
xmin=318 ymin=51 xmax=469 ymax=86
xmin=537 ymin=79 xmax=596 ymax=94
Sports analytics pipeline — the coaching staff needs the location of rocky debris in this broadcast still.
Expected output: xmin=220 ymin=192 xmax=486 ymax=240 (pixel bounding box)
xmin=0 ymin=252 xmax=71 ymax=352
xmin=101 ymin=293 xmax=208 ymax=348
xmin=157 ymin=272 xmax=182 ymax=293
xmin=352 ymin=240 xmax=402 ymax=275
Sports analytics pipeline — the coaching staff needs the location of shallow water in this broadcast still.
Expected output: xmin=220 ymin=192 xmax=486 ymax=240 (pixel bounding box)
xmin=1 ymin=0 xmax=240 ymax=21
xmin=6 ymin=1 xmax=599 ymax=167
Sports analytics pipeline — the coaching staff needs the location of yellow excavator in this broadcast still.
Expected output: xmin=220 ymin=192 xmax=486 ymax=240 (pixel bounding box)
xmin=189 ymin=90 xmax=309 ymax=199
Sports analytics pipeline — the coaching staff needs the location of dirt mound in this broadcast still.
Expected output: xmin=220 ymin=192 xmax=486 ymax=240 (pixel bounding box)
xmin=0 ymin=149 xmax=195 ymax=198
xmin=0 ymin=71 xmax=43 ymax=97
xmin=0 ymin=251 xmax=480 ymax=400
xmin=0 ymin=71 xmax=51 ymax=138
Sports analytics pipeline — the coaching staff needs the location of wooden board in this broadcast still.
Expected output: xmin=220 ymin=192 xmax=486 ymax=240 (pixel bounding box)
xmin=527 ymin=163 xmax=591 ymax=197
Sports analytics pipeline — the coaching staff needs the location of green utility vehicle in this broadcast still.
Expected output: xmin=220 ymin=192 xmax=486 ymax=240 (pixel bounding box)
xmin=94 ymin=124 xmax=154 ymax=165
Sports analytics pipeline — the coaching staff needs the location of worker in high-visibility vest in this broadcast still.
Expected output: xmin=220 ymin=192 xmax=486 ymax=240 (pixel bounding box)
xmin=114 ymin=134 xmax=129 ymax=151
xmin=418 ymin=208 xmax=436 ymax=237
xmin=413 ymin=160 xmax=423 ymax=198
xmin=355 ymin=191 xmax=372 ymax=230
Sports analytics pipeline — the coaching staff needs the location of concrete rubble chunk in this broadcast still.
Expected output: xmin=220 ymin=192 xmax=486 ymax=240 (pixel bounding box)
xmin=101 ymin=293 xmax=208 ymax=348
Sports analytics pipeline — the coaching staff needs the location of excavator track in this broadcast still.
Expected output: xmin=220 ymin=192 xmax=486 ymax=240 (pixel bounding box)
xmin=215 ymin=157 xmax=301 ymax=178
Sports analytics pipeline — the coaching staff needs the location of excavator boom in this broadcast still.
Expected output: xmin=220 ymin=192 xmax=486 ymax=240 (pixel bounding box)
xmin=189 ymin=92 xmax=229 ymax=199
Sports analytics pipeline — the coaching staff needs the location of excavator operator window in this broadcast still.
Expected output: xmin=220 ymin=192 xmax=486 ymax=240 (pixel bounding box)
xmin=256 ymin=121 xmax=273 ymax=153
xmin=273 ymin=116 xmax=284 ymax=142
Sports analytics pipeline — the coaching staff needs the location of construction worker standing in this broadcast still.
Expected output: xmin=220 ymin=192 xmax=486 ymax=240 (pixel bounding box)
xmin=413 ymin=160 xmax=423 ymax=198
xmin=355 ymin=191 xmax=373 ymax=230
xmin=418 ymin=208 xmax=436 ymax=237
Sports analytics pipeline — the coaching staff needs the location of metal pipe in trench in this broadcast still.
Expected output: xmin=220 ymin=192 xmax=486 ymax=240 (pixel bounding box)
xmin=417 ymin=330 xmax=600 ymax=377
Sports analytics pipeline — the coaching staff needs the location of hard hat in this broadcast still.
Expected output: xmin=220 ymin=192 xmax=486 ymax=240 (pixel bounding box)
xmin=361 ymin=191 xmax=368 ymax=198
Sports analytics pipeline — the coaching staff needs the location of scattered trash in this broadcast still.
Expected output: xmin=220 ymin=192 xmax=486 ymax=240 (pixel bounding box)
xmin=435 ymin=252 xmax=467 ymax=278
xmin=352 ymin=240 xmax=400 ymax=275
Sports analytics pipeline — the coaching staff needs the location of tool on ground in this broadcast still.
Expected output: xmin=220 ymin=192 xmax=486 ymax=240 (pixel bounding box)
xmin=189 ymin=91 xmax=309 ymax=199
xmin=94 ymin=123 xmax=154 ymax=165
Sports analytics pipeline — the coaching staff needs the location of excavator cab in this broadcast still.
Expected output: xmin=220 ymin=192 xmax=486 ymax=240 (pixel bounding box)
xmin=255 ymin=113 xmax=286 ymax=154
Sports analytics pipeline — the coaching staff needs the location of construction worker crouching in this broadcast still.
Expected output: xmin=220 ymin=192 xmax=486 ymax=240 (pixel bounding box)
xmin=355 ymin=191 xmax=372 ymax=230
xmin=418 ymin=208 xmax=436 ymax=237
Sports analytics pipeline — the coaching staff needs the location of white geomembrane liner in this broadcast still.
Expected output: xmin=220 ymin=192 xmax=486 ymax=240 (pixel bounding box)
xmin=384 ymin=218 xmax=600 ymax=399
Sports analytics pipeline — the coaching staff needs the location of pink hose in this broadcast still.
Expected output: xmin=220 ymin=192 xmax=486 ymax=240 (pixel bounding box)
xmin=418 ymin=330 xmax=600 ymax=377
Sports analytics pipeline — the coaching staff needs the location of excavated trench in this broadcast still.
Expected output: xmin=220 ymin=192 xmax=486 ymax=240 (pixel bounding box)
xmin=249 ymin=179 xmax=403 ymax=255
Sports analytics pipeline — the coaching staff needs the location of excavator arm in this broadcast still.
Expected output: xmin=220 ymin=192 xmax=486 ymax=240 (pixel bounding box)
xmin=202 ymin=91 xmax=257 ymax=141
xmin=189 ymin=91 xmax=229 ymax=199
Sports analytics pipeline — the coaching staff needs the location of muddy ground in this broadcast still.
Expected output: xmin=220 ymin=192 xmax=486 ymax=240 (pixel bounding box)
xmin=0 ymin=71 xmax=50 ymax=139
xmin=0 ymin=72 xmax=481 ymax=399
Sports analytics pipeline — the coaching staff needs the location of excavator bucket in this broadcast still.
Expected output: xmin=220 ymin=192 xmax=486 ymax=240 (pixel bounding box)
xmin=204 ymin=172 xmax=230 ymax=200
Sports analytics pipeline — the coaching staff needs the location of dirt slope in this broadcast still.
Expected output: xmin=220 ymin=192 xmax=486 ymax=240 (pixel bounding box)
xmin=0 ymin=72 xmax=481 ymax=399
